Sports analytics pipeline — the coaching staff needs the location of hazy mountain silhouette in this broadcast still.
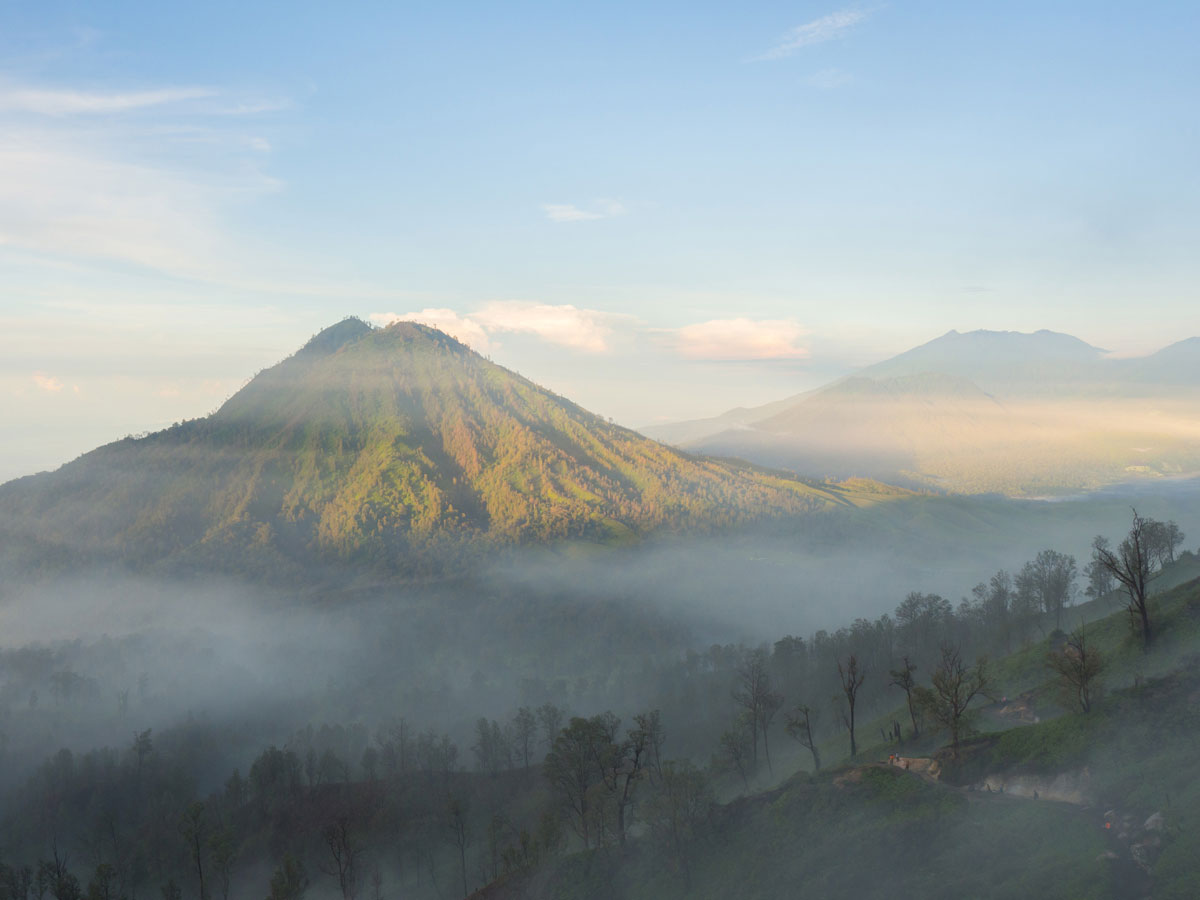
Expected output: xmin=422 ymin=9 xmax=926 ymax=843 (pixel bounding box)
xmin=645 ymin=329 xmax=1200 ymax=495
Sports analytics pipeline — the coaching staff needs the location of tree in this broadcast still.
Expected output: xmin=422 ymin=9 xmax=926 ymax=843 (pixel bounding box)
xmin=445 ymin=797 xmax=470 ymax=899
xmin=321 ymin=818 xmax=362 ymax=900
xmin=915 ymin=645 xmax=991 ymax=753
xmin=542 ymin=716 xmax=607 ymax=848
xmin=1144 ymin=519 xmax=1185 ymax=569
xmin=642 ymin=761 xmax=712 ymax=889
xmin=131 ymin=730 xmax=153 ymax=788
xmin=1093 ymin=511 xmax=1154 ymax=651
xmin=536 ymin=703 xmax=565 ymax=752
xmin=895 ymin=593 xmax=953 ymax=664
xmin=715 ymin=716 xmax=753 ymax=790
xmin=1017 ymin=550 xmax=1077 ymax=630
xmin=888 ymin=657 xmax=920 ymax=739
xmin=837 ymin=655 xmax=866 ymax=759
xmin=266 ymin=855 xmax=307 ymax=900
xmin=733 ymin=649 xmax=783 ymax=774
xmin=207 ymin=827 xmax=235 ymax=900
xmin=179 ymin=802 xmax=207 ymax=900
xmin=784 ymin=704 xmax=821 ymax=772
xmin=512 ymin=707 xmax=537 ymax=770
xmin=973 ymin=570 xmax=1015 ymax=652
xmin=1047 ymin=625 xmax=1104 ymax=713
xmin=1083 ymin=537 xmax=1116 ymax=601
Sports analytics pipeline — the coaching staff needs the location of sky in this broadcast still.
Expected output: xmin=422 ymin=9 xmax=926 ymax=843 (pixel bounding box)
xmin=1 ymin=1 xmax=1198 ymax=482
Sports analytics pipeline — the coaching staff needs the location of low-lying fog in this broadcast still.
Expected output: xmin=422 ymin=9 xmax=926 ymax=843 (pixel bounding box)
xmin=2 ymin=478 xmax=1197 ymax=793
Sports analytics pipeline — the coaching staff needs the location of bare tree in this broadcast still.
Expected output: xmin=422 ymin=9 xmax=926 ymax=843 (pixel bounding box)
xmin=179 ymin=802 xmax=207 ymax=900
xmin=915 ymin=645 xmax=991 ymax=754
xmin=321 ymin=817 xmax=363 ymax=900
xmin=888 ymin=657 xmax=920 ymax=739
xmin=1046 ymin=625 xmax=1105 ymax=713
xmin=784 ymin=704 xmax=821 ymax=772
xmin=445 ymin=798 xmax=470 ymax=899
xmin=837 ymin=655 xmax=866 ymax=759
xmin=733 ymin=649 xmax=783 ymax=774
xmin=1093 ymin=510 xmax=1154 ymax=651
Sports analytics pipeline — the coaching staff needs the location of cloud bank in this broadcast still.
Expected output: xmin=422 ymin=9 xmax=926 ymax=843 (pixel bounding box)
xmin=672 ymin=318 xmax=810 ymax=360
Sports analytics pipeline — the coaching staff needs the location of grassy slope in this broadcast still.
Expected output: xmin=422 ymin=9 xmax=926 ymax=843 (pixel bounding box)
xmin=508 ymin=573 xmax=1200 ymax=900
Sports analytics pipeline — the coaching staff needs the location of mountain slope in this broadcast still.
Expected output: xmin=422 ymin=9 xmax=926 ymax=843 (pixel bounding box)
xmin=0 ymin=319 xmax=891 ymax=577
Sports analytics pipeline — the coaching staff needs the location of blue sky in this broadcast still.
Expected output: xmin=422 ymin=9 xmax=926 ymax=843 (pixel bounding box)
xmin=2 ymin=1 xmax=1198 ymax=480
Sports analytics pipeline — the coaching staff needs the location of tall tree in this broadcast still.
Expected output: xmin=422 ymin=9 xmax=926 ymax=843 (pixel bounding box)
xmin=321 ymin=818 xmax=362 ymax=900
xmin=179 ymin=803 xmax=207 ymax=900
xmin=915 ymin=645 xmax=991 ymax=754
xmin=837 ymin=655 xmax=866 ymax=759
xmin=1046 ymin=625 xmax=1105 ymax=713
xmin=542 ymin=716 xmax=605 ymax=848
xmin=1093 ymin=510 xmax=1154 ymax=651
xmin=888 ymin=657 xmax=920 ymax=739
xmin=733 ymin=649 xmax=782 ymax=774
xmin=784 ymin=705 xmax=821 ymax=772
xmin=512 ymin=707 xmax=538 ymax=770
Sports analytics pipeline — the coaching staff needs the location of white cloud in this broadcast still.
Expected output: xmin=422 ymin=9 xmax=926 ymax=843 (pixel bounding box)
xmin=672 ymin=318 xmax=810 ymax=360
xmin=755 ymin=9 xmax=869 ymax=61
xmin=32 ymin=373 xmax=64 ymax=392
xmin=0 ymin=84 xmax=215 ymax=116
xmin=370 ymin=302 xmax=619 ymax=353
xmin=806 ymin=68 xmax=855 ymax=89
xmin=475 ymin=301 xmax=616 ymax=352
xmin=541 ymin=199 xmax=626 ymax=223
xmin=370 ymin=308 xmax=493 ymax=351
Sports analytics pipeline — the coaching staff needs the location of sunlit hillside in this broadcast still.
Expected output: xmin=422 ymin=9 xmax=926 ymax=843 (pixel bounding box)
xmin=0 ymin=320 xmax=897 ymax=577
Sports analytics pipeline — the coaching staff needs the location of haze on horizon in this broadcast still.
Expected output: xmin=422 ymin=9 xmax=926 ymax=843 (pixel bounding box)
xmin=3 ymin=1 xmax=1199 ymax=482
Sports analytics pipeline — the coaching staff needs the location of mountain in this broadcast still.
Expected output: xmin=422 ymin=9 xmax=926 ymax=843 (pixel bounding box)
xmin=1130 ymin=337 xmax=1200 ymax=384
xmin=644 ymin=329 xmax=1200 ymax=496
xmin=858 ymin=328 xmax=1109 ymax=397
xmin=0 ymin=319 xmax=894 ymax=578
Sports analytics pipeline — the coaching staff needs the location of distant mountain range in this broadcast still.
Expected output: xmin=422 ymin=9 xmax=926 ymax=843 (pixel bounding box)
xmin=643 ymin=329 xmax=1200 ymax=496
xmin=0 ymin=319 xmax=897 ymax=578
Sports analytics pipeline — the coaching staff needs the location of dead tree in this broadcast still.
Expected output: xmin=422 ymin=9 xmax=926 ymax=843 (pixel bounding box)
xmin=1092 ymin=510 xmax=1154 ymax=651
xmin=785 ymin=704 xmax=821 ymax=772
xmin=837 ymin=655 xmax=866 ymax=759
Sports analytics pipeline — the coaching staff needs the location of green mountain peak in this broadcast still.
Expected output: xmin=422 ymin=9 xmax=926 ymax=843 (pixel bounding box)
xmin=0 ymin=320 xmax=889 ymax=577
